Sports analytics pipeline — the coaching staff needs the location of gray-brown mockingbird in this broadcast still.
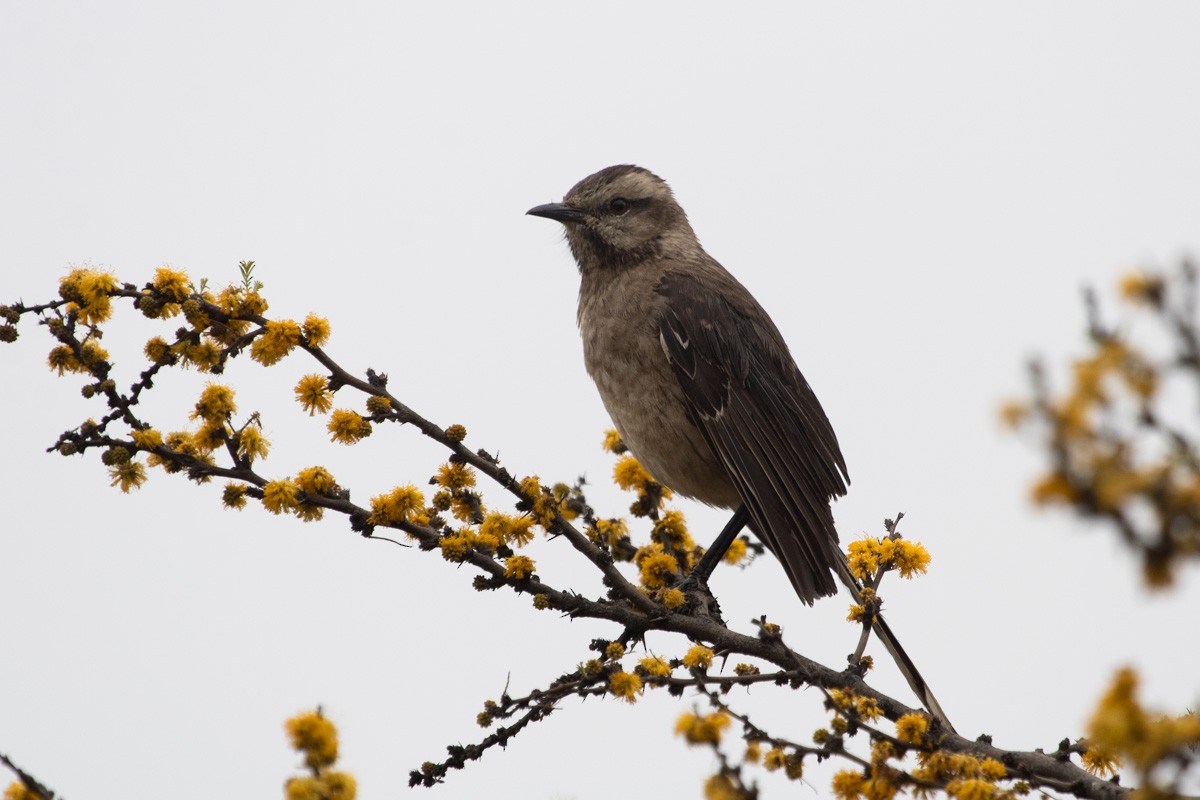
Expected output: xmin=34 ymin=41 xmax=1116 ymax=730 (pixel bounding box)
xmin=528 ymin=164 xmax=953 ymax=729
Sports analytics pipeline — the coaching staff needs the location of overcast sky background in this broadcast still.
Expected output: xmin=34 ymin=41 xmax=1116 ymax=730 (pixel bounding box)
xmin=3 ymin=3 xmax=1200 ymax=799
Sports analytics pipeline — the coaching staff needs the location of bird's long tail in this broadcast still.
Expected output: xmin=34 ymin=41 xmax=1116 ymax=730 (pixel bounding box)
xmin=832 ymin=555 xmax=956 ymax=733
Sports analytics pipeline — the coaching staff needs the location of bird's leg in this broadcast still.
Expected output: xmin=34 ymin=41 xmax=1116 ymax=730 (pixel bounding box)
xmin=678 ymin=506 xmax=750 ymax=590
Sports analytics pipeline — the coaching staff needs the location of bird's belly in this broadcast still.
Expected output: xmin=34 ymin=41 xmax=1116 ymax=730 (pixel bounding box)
xmin=584 ymin=333 xmax=741 ymax=509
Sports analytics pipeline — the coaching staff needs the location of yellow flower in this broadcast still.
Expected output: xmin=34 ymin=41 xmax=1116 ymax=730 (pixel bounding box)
xmin=435 ymin=462 xmax=476 ymax=490
xmin=763 ymin=748 xmax=788 ymax=772
xmin=365 ymin=395 xmax=393 ymax=415
xmin=369 ymin=485 xmax=426 ymax=525
xmin=723 ymin=536 xmax=747 ymax=564
xmin=295 ymin=374 xmax=334 ymax=415
xmin=659 ymin=587 xmax=686 ymax=608
xmin=191 ymin=383 xmax=237 ymax=423
xmin=153 ymin=267 xmax=192 ymax=303
xmin=854 ymin=696 xmax=882 ymax=721
xmin=249 ymin=319 xmax=302 ymax=366
xmin=831 ymin=770 xmax=865 ymax=799
xmin=236 ymin=425 xmax=270 ymax=462
xmin=703 ymin=773 xmax=741 ymax=800
xmin=895 ymin=713 xmax=929 ymax=744
xmin=744 ymin=742 xmax=762 ymax=763
xmin=439 ymin=530 xmax=475 ymax=561
xmin=998 ymin=400 xmax=1028 ymax=429
xmin=295 ymin=466 xmax=338 ymax=496
xmin=846 ymin=539 xmax=881 ymax=582
xmin=653 ymin=509 xmax=693 ymax=550
xmin=518 ymin=475 xmax=542 ymax=500
xmin=891 ymin=539 xmax=930 ymax=578
xmin=262 ymin=480 xmax=301 ymax=514
xmin=635 ymin=547 xmax=679 ymax=590
xmin=639 ymin=656 xmax=671 ymax=677
xmin=948 ymin=779 xmax=997 ymax=800
xmin=683 ymin=644 xmax=714 ymax=670
xmin=108 ymin=461 xmax=147 ymax=492
xmin=609 ymin=671 xmax=643 ymax=703
xmin=604 ymin=642 xmax=625 ymax=660
xmin=144 ymin=336 xmax=171 ymax=363
xmin=131 ymin=428 xmax=163 ymax=451
xmin=1118 ymin=271 xmax=1163 ymax=304
xmin=223 ymin=483 xmax=248 ymax=509
xmin=613 ymin=454 xmax=652 ymax=490
xmin=674 ymin=711 xmax=730 ymax=745
xmin=595 ymin=518 xmax=629 ymax=548
xmin=323 ymin=771 xmax=356 ymax=800
xmin=1080 ymin=746 xmax=1120 ymax=777
xmin=1031 ymin=471 xmax=1078 ymax=505
xmin=285 ymin=710 xmax=339 ymax=770
xmin=4 ymin=783 xmax=44 ymax=800
xmin=602 ymin=428 xmax=624 ymax=453
xmin=63 ymin=268 xmax=120 ymax=324
xmin=183 ymin=339 xmax=222 ymax=371
xmin=327 ymin=409 xmax=372 ymax=444
xmin=504 ymin=555 xmax=535 ymax=579
xmin=302 ymin=313 xmax=331 ymax=347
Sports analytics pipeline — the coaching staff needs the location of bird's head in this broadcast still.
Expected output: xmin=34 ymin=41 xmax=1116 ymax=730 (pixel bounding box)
xmin=527 ymin=165 xmax=694 ymax=272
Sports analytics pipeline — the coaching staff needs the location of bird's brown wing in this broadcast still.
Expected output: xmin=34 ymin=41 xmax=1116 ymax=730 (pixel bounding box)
xmin=655 ymin=269 xmax=849 ymax=604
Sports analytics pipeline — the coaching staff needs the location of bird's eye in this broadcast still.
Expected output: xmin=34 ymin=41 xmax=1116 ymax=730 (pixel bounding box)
xmin=609 ymin=197 xmax=630 ymax=215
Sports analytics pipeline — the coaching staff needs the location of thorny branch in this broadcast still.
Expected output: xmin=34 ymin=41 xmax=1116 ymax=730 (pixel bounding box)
xmin=2 ymin=264 xmax=1195 ymax=799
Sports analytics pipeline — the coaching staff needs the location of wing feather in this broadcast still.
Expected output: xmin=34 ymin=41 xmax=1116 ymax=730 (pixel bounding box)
xmin=656 ymin=269 xmax=848 ymax=603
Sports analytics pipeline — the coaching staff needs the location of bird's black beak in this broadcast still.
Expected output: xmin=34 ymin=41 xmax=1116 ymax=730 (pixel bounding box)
xmin=526 ymin=202 xmax=587 ymax=224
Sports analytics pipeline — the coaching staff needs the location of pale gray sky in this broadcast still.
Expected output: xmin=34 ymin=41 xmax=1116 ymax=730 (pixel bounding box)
xmin=3 ymin=3 xmax=1199 ymax=799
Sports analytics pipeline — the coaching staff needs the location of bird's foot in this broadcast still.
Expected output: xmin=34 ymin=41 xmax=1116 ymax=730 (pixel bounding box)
xmin=675 ymin=572 xmax=725 ymax=623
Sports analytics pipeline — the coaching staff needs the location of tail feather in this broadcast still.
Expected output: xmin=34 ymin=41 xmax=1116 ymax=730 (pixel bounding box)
xmin=833 ymin=555 xmax=956 ymax=733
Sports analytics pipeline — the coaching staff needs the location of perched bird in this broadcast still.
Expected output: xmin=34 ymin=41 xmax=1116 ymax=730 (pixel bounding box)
xmin=528 ymin=165 xmax=952 ymax=729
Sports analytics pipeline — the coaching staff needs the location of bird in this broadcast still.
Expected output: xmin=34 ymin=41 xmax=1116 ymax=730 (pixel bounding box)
xmin=527 ymin=164 xmax=953 ymax=730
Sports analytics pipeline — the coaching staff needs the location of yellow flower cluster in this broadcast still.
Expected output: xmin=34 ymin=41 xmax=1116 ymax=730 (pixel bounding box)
xmin=675 ymin=711 xmax=730 ymax=745
xmin=47 ymin=340 xmax=109 ymax=376
xmin=191 ymin=383 xmax=236 ymax=423
xmin=723 ymin=536 xmax=747 ymax=565
xmin=236 ymin=424 xmax=270 ymax=462
xmin=250 ymin=318 xmax=302 ymax=366
xmin=613 ymin=454 xmax=653 ymax=490
xmin=327 ymin=409 xmax=372 ymax=444
xmin=683 ymin=644 xmax=714 ymax=670
xmin=658 ymin=587 xmax=686 ymax=608
xmin=895 ymin=712 xmax=929 ymax=744
xmin=1086 ymin=667 xmax=1200 ymax=781
xmin=369 ymin=485 xmax=426 ymax=526
xmin=262 ymin=479 xmax=301 ymax=514
xmin=60 ymin=267 xmax=120 ymax=324
xmin=503 ymin=554 xmax=535 ymax=579
xmin=2 ymin=782 xmax=41 ymax=800
xmin=302 ymin=313 xmax=331 ymax=347
xmin=828 ymin=689 xmax=883 ymax=722
xmin=609 ymin=671 xmax=643 ymax=703
xmin=285 ymin=710 xmax=339 ymax=770
xmin=434 ymin=462 xmax=476 ymax=490
xmin=652 ymin=509 xmax=695 ymax=552
xmin=479 ymin=512 xmax=535 ymax=547
xmin=846 ymin=536 xmax=931 ymax=582
xmin=634 ymin=544 xmax=679 ymax=590
xmin=639 ymin=655 xmax=672 ymax=678
xmin=108 ymin=460 xmax=147 ymax=493
xmin=283 ymin=710 xmax=356 ymax=800
xmin=295 ymin=375 xmax=334 ymax=415
xmin=602 ymin=428 xmax=624 ymax=453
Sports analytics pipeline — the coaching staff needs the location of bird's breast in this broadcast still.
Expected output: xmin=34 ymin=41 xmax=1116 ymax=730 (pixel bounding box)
xmin=577 ymin=270 xmax=740 ymax=508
